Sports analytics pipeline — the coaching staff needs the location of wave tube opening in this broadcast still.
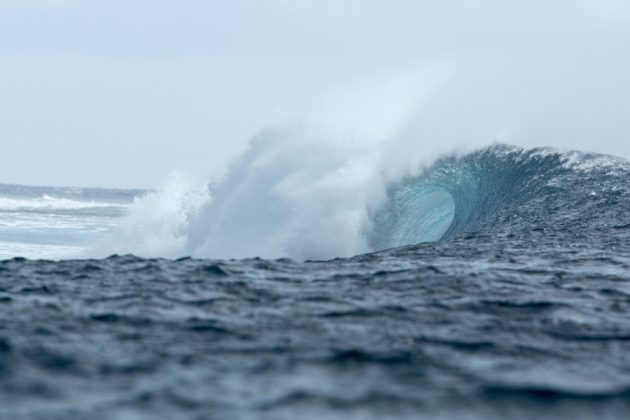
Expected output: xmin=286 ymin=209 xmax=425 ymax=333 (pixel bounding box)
xmin=371 ymin=183 xmax=455 ymax=251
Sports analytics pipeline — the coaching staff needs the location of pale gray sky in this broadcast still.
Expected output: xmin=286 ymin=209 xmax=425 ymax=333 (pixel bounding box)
xmin=1 ymin=0 xmax=629 ymax=188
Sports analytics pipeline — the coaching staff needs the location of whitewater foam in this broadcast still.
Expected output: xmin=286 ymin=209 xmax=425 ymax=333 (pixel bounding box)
xmin=91 ymin=173 xmax=210 ymax=258
xmin=0 ymin=185 xmax=138 ymax=260
xmin=0 ymin=195 xmax=125 ymax=212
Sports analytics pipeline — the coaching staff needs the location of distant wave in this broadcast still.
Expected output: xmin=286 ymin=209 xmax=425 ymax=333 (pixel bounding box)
xmin=0 ymin=188 xmax=136 ymax=260
xmin=0 ymin=195 xmax=128 ymax=213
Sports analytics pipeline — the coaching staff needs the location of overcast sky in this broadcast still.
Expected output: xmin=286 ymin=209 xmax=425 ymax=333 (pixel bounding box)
xmin=1 ymin=0 xmax=629 ymax=188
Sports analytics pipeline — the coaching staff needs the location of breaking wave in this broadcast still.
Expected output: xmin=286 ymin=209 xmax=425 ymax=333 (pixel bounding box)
xmin=96 ymin=131 xmax=630 ymax=261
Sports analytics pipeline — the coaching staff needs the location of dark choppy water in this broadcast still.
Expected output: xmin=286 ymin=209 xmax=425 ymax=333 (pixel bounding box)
xmin=2 ymin=146 xmax=630 ymax=419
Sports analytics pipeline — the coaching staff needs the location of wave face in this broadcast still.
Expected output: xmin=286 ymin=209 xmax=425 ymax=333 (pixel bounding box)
xmin=373 ymin=145 xmax=630 ymax=249
xmin=101 ymin=141 xmax=630 ymax=261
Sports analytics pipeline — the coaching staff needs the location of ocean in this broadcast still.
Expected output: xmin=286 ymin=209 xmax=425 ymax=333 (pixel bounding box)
xmin=1 ymin=145 xmax=630 ymax=419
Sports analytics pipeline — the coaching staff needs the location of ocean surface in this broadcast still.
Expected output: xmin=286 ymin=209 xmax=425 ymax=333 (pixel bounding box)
xmin=2 ymin=145 xmax=630 ymax=419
